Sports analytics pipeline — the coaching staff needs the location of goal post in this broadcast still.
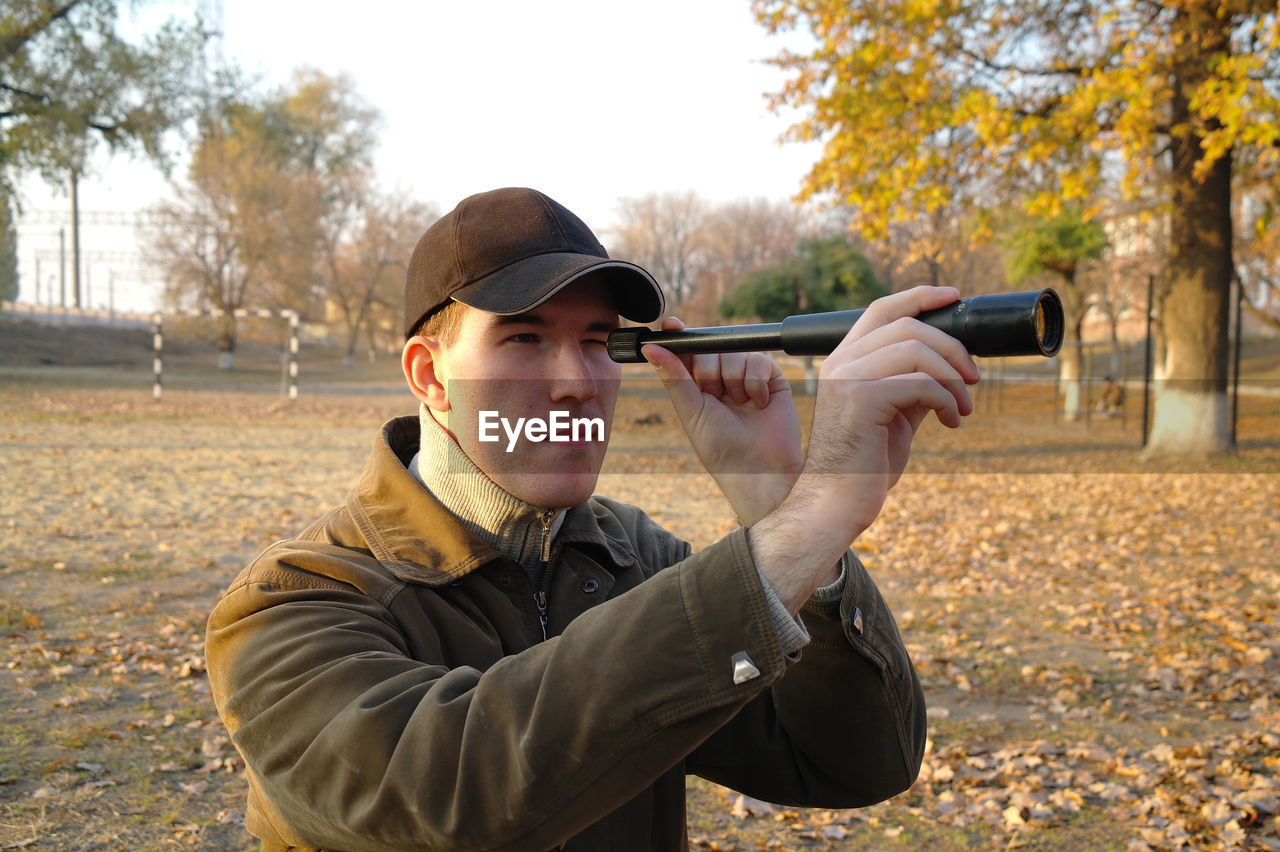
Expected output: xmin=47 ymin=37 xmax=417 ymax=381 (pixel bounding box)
xmin=152 ymin=308 xmax=300 ymax=401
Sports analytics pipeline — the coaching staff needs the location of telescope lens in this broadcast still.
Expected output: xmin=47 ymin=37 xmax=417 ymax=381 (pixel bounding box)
xmin=1032 ymin=289 xmax=1065 ymax=356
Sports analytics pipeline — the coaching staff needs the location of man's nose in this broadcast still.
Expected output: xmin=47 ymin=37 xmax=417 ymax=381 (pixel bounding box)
xmin=547 ymin=346 xmax=599 ymax=403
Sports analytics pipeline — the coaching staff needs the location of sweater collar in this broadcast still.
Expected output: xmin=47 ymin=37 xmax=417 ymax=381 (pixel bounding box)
xmin=407 ymin=404 xmax=565 ymax=573
xmin=345 ymin=416 xmax=637 ymax=587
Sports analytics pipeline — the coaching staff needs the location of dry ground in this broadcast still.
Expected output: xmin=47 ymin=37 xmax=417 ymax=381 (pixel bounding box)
xmin=2 ymin=317 xmax=1278 ymax=850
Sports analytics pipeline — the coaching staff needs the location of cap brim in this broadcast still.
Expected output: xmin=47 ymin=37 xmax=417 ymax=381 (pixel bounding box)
xmin=451 ymin=252 xmax=664 ymax=323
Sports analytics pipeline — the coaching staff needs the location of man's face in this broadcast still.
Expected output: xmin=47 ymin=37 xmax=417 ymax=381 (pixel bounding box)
xmin=427 ymin=276 xmax=623 ymax=509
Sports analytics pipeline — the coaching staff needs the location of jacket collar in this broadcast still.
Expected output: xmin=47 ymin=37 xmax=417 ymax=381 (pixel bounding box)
xmin=347 ymin=416 xmax=637 ymax=587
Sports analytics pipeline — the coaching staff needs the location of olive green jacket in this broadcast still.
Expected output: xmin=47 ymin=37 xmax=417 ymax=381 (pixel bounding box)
xmin=205 ymin=416 xmax=925 ymax=851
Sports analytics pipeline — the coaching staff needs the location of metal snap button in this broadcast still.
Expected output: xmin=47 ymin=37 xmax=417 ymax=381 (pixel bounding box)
xmin=581 ymin=579 xmax=600 ymax=593
xmin=731 ymin=651 xmax=761 ymax=684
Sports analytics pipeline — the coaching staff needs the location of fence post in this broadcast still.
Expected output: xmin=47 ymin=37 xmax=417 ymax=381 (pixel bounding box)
xmin=152 ymin=312 xmax=164 ymax=401
xmin=287 ymin=311 xmax=299 ymax=401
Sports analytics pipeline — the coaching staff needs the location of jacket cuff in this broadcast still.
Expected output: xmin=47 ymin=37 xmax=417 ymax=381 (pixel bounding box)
xmin=755 ymin=565 xmax=811 ymax=659
xmin=810 ymin=555 xmax=848 ymax=605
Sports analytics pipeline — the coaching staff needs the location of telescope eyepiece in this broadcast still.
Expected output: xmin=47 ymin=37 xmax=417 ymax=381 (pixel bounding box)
xmin=606 ymin=328 xmax=645 ymax=363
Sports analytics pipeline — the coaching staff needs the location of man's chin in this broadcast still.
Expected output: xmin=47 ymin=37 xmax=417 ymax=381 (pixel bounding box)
xmin=499 ymin=471 xmax=601 ymax=510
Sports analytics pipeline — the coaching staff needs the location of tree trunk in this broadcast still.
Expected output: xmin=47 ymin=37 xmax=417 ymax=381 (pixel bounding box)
xmin=1102 ymin=274 xmax=1124 ymax=377
xmin=344 ymin=293 xmax=374 ymax=369
xmin=217 ymin=310 xmax=237 ymax=371
xmin=1108 ymin=324 xmax=1122 ymax=380
xmin=1059 ymin=319 xmax=1087 ymax=422
xmin=1055 ymin=271 xmax=1087 ymax=421
xmin=1147 ymin=7 xmax=1233 ymax=456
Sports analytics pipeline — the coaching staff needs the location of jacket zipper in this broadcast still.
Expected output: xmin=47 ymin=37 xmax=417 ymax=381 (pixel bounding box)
xmin=533 ymin=509 xmax=556 ymax=642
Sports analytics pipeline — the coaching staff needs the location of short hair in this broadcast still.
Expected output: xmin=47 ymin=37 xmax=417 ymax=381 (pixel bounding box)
xmin=408 ymin=300 xmax=467 ymax=345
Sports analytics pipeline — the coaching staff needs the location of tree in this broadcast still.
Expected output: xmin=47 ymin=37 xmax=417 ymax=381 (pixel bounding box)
xmin=821 ymin=200 xmax=1009 ymax=296
xmin=0 ymin=1 xmax=204 ymax=193
xmin=147 ymin=111 xmax=274 ymax=368
xmin=258 ymin=69 xmax=379 ymax=318
xmin=721 ymin=236 xmax=884 ymax=321
xmin=689 ymin=197 xmax=810 ymax=324
xmin=3 ymin=0 xmax=205 ymax=310
xmin=1004 ymin=208 xmax=1109 ymax=420
xmin=327 ymin=188 xmax=434 ymax=367
xmin=720 ymin=236 xmax=887 ymax=392
xmin=146 ymin=71 xmax=380 ymax=367
xmin=0 ymin=192 xmax=16 ymax=302
xmin=754 ymin=0 xmax=1280 ymax=455
xmin=611 ymin=194 xmax=814 ymax=325
xmin=611 ymin=191 xmax=710 ymax=307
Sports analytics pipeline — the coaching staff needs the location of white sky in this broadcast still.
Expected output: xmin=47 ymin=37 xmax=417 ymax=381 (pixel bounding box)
xmin=14 ymin=0 xmax=820 ymax=313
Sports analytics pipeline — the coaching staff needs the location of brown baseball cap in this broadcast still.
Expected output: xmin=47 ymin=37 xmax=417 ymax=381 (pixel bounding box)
xmin=403 ymin=187 xmax=665 ymax=337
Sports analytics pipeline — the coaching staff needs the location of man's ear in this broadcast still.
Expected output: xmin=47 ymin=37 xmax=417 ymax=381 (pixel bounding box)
xmin=402 ymin=336 xmax=450 ymax=413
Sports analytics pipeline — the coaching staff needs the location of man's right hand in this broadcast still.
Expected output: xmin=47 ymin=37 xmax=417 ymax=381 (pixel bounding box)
xmin=747 ymin=286 xmax=981 ymax=612
xmin=642 ymin=317 xmax=803 ymax=529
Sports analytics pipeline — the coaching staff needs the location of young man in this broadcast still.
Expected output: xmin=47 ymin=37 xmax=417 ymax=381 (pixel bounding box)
xmin=206 ymin=187 xmax=980 ymax=851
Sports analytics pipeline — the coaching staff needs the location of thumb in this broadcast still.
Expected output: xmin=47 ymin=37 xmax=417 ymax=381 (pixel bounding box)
xmin=642 ymin=343 xmax=703 ymax=415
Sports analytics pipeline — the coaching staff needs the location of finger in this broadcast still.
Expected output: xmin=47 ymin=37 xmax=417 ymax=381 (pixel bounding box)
xmin=659 ymin=316 xmax=686 ymax=332
xmin=874 ymin=374 xmax=965 ymax=430
xmin=902 ymin=403 xmax=932 ymax=434
xmin=642 ymin=343 xmax=704 ymax=416
xmin=712 ymin=353 xmax=752 ymax=404
xmin=860 ymin=285 xmax=961 ymax=330
xmin=833 ymin=313 xmax=980 ymax=387
xmin=835 ymin=286 xmax=961 ymax=352
xmin=743 ymin=354 xmax=781 ymax=409
xmin=813 ymin=375 xmax=963 ymax=463
xmin=689 ymin=353 xmax=727 ymax=398
xmin=657 ymin=317 xmax=703 ymax=377
xmin=834 ymin=339 xmax=975 ymax=419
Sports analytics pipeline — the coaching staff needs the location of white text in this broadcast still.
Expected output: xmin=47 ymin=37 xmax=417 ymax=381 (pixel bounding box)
xmin=477 ymin=410 xmax=605 ymax=453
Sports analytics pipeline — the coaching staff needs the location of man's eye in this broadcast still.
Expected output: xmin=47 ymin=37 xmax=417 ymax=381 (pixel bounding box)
xmin=584 ymin=338 xmax=609 ymax=347
xmin=506 ymin=333 xmax=540 ymax=344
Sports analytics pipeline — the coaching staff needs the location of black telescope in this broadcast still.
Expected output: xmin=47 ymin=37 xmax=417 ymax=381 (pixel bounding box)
xmin=608 ymin=288 xmax=1064 ymax=363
